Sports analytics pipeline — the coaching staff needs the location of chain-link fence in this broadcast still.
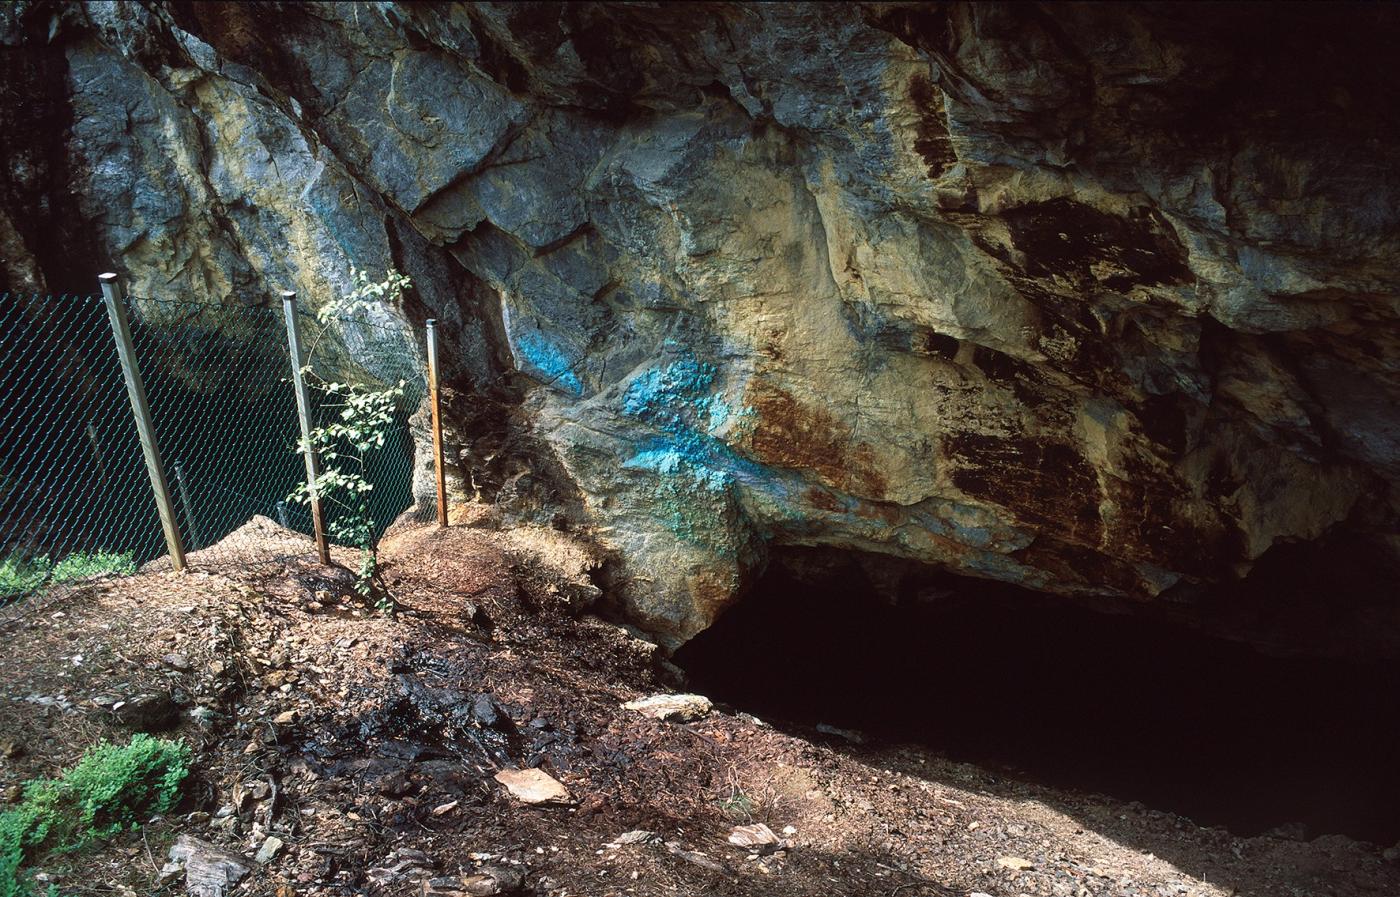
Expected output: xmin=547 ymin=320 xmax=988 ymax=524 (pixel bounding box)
xmin=0 ymin=287 xmax=430 ymax=617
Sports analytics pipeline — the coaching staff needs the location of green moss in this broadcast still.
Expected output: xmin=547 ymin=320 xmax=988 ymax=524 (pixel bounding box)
xmin=0 ymin=736 xmax=190 ymax=897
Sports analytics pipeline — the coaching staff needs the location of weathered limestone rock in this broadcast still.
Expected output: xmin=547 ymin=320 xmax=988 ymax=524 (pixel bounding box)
xmin=164 ymin=834 xmax=252 ymax=897
xmin=4 ymin=2 xmax=1398 ymax=656
xmin=622 ymin=693 xmax=713 ymax=723
xmin=728 ymin=823 xmax=787 ymax=855
xmin=493 ymin=768 xmax=572 ymax=806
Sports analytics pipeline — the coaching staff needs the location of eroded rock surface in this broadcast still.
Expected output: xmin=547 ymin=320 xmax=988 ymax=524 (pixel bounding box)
xmin=3 ymin=2 xmax=1398 ymax=653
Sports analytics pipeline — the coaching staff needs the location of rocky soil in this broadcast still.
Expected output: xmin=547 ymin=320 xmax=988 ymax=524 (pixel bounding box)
xmin=2 ymin=520 xmax=1397 ymax=897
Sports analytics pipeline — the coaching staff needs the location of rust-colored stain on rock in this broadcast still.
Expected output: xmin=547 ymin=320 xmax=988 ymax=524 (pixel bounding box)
xmin=853 ymin=500 xmax=902 ymax=525
xmin=945 ymin=433 xmax=1103 ymax=544
xmin=745 ymin=383 xmax=888 ymax=500
xmin=805 ymin=487 xmax=846 ymax=513
xmin=907 ymin=73 xmax=958 ymax=179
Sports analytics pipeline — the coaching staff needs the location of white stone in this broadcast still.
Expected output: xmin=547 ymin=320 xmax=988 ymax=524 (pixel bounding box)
xmin=622 ymin=693 xmax=713 ymax=722
xmin=493 ymin=768 xmax=572 ymax=806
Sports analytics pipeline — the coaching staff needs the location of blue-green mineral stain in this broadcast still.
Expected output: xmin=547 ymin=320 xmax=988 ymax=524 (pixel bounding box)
xmin=624 ymin=446 xmax=687 ymax=476
xmin=619 ymin=355 xmax=766 ymax=488
xmin=515 ymin=331 xmax=583 ymax=395
xmin=624 ymin=440 xmax=737 ymax=490
xmin=621 ymin=357 xmax=718 ymax=421
xmin=619 ymin=356 xmax=760 ymax=551
xmin=705 ymin=395 xmax=733 ymax=432
xmin=624 ymin=440 xmax=742 ymax=553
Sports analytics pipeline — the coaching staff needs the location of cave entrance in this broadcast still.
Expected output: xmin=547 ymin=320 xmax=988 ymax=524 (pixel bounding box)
xmin=673 ymin=547 xmax=1400 ymax=844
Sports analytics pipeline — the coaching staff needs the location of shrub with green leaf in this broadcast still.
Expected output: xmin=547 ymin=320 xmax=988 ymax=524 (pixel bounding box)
xmin=0 ymin=551 xmax=136 ymax=603
xmin=290 ymin=267 xmax=411 ymax=612
xmin=0 ymin=735 xmax=190 ymax=897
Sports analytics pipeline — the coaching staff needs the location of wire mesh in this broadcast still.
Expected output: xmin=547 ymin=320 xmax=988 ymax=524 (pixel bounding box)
xmin=0 ymin=292 xmax=154 ymax=610
xmin=292 ymin=302 xmax=429 ymax=551
xmin=0 ymin=289 xmax=430 ymax=617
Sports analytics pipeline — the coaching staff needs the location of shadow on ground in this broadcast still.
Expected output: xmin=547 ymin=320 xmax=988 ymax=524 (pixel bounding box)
xmin=676 ymin=547 xmax=1400 ymax=892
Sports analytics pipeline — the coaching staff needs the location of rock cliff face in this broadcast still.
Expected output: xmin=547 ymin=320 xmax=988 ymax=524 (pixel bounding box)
xmin=4 ymin=2 xmax=1398 ymax=655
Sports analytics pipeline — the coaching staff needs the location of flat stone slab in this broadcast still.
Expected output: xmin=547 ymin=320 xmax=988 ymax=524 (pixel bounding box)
xmin=622 ymin=693 xmax=712 ymax=722
xmin=165 ymin=834 xmax=252 ymax=897
xmin=728 ymin=823 xmax=779 ymax=848
xmin=728 ymin=823 xmax=792 ymax=855
xmin=253 ymin=835 xmax=284 ymax=865
xmin=493 ymin=768 xmax=572 ymax=805
xmin=424 ymin=864 xmax=526 ymax=895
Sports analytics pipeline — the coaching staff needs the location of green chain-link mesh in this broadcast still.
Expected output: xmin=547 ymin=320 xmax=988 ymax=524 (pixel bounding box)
xmin=0 ymin=290 xmax=428 ymax=616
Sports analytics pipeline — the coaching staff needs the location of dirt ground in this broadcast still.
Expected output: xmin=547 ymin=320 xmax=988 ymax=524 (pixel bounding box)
xmin=2 ymin=517 xmax=1397 ymax=897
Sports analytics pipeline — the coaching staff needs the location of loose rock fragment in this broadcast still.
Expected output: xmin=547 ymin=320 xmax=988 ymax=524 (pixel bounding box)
xmin=110 ymin=692 xmax=180 ymax=731
xmin=493 ymin=768 xmax=572 ymax=805
xmin=622 ymin=693 xmax=712 ymax=722
xmin=814 ymin=723 xmax=866 ymax=744
xmin=609 ymin=830 xmax=660 ymax=847
xmin=727 ymin=823 xmax=787 ymax=855
xmin=424 ymin=864 xmax=525 ymax=895
xmin=166 ymin=835 xmax=252 ymax=897
xmin=162 ymin=653 xmax=191 ymax=672
xmin=253 ymin=835 xmax=284 ymax=864
xmin=997 ymin=856 xmax=1035 ymax=871
xmin=663 ymin=841 xmax=734 ymax=875
xmin=370 ymin=848 xmax=439 ymax=886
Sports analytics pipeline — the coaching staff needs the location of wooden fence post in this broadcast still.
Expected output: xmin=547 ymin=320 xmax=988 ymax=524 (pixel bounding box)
xmin=425 ymin=318 xmax=448 ymax=527
xmin=99 ymin=273 xmax=186 ymax=571
xmin=281 ymin=291 xmax=331 ymax=565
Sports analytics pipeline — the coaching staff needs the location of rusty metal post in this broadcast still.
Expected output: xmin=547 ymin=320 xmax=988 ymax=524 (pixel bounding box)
xmin=426 ymin=318 xmax=448 ymax=527
xmin=281 ymin=291 xmax=331 ymax=564
xmin=100 ymin=273 xmax=186 ymax=571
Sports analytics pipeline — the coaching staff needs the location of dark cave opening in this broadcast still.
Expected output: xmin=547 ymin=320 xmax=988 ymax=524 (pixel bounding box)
xmin=674 ymin=547 xmax=1400 ymax=845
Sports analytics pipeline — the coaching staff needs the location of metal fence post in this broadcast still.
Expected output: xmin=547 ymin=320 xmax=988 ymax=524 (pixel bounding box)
xmin=425 ymin=318 xmax=448 ymax=527
xmin=171 ymin=458 xmax=201 ymax=550
xmin=281 ymin=291 xmax=332 ymax=565
xmin=99 ymin=273 xmax=186 ymax=571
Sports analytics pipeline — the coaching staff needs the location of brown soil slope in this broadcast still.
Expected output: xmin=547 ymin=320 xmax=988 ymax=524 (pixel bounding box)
xmin=1 ymin=521 xmax=1395 ymax=897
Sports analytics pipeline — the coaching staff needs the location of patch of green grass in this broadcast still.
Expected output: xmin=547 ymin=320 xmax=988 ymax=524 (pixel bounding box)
xmin=0 ymin=735 xmax=190 ymax=897
xmin=48 ymin=551 xmax=136 ymax=583
xmin=717 ymin=787 xmax=755 ymax=821
xmin=0 ymin=558 xmax=48 ymax=599
xmin=0 ymin=551 xmax=136 ymax=602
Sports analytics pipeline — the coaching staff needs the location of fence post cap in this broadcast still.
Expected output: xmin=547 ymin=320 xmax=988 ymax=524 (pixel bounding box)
xmin=280 ymin=290 xmax=297 ymax=300
xmin=426 ymin=318 xmax=437 ymax=327
xmin=98 ymin=272 xmax=118 ymax=282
